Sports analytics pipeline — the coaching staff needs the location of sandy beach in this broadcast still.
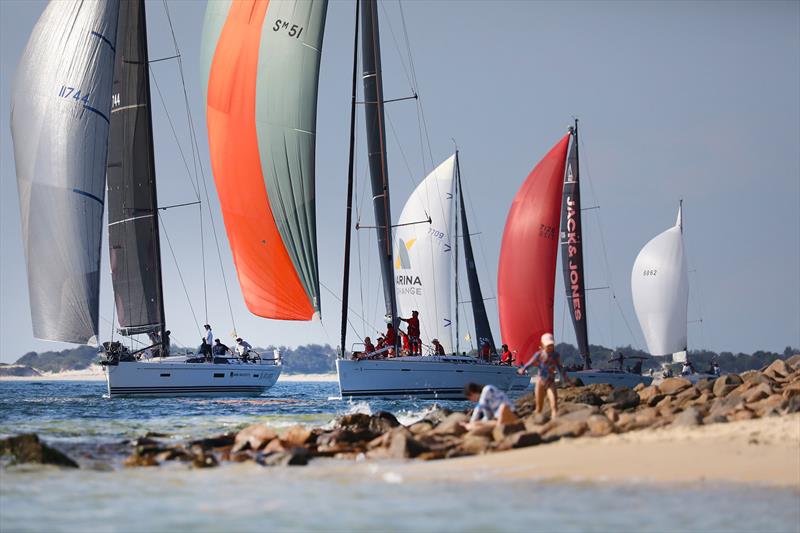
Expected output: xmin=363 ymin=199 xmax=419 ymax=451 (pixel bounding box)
xmin=404 ymin=414 xmax=800 ymax=487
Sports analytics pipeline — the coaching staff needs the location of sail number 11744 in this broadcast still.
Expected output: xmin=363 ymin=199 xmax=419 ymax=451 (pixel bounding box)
xmin=58 ymin=86 xmax=89 ymax=104
xmin=273 ymin=19 xmax=303 ymax=38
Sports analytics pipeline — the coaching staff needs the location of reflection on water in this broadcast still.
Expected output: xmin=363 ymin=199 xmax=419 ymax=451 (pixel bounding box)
xmin=1 ymin=381 xmax=798 ymax=532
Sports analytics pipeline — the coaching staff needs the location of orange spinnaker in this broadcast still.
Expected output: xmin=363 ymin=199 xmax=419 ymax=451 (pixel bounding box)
xmin=206 ymin=0 xmax=314 ymax=320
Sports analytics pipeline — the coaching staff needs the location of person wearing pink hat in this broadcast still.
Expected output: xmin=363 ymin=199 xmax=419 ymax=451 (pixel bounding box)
xmin=518 ymin=333 xmax=570 ymax=418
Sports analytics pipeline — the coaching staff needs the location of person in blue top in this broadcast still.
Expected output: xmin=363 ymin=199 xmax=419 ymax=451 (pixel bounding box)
xmin=463 ymin=382 xmax=519 ymax=428
xmin=518 ymin=333 xmax=570 ymax=418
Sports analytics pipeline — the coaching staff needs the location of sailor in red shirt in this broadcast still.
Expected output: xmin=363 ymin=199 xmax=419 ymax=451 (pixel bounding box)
xmin=383 ymin=323 xmax=397 ymax=356
xmin=500 ymin=344 xmax=514 ymax=365
xmin=401 ymin=311 xmax=420 ymax=355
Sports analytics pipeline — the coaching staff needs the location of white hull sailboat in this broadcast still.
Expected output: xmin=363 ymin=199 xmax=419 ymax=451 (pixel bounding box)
xmin=337 ymin=356 xmax=529 ymax=399
xmin=103 ymin=355 xmax=281 ymax=398
xmin=334 ymin=2 xmax=523 ymax=399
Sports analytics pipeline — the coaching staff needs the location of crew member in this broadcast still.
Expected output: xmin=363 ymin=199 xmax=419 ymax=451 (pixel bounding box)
xmin=400 ymin=311 xmax=420 ymax=355
xmin=432 ymin=338 xmax=445 ymax=355
xmin=203 ymin=324 xmax=214 ymax=348
xmin=480 ymin=341 xmax=491 ymax=361
xmin=500 ymin=344 xmax=513 ymax=365
xmin=213 ymin=338 xmax=232 ymax=356
xmin=235 ymin=337 xmax=253 ymax=357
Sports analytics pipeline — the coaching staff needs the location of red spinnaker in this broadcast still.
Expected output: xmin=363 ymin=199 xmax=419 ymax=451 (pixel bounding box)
xmin=498 ymin=134 xmax=569 ymax=364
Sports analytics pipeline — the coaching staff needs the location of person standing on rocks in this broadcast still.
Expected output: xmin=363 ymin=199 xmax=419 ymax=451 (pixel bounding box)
xmin=518 ymin=333 xmax=569 ymax=418
xmin=463 ymin=382 xmax=519 ymax=427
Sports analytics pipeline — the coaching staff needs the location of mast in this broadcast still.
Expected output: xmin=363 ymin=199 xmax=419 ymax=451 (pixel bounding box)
xmin=108 ymin=0 xmax=167 ymax=353
xmin=361 ymin=0 xmax=398 ymax=339
xmin=341 ymin=0 xmax=360 ymax=355
xmin=560 ymin=119 xmax=590 ymax=368
xmin=456 ymin=153 xmax=497 ymax=355
xmin=454 ymin=152 xmax=460 ymax=355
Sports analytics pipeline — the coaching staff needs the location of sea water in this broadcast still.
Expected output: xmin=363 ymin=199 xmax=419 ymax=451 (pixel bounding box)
xmin=1 ymin=380 xmax=798 ymax=532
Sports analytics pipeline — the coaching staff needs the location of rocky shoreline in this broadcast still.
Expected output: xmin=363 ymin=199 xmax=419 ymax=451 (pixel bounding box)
xmin=2 ymin=357 xmax=799 ymax=471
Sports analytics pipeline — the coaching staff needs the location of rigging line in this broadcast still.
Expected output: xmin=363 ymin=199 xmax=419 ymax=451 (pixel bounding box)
xmin=148 ymin=69 xmax=200 ymax=198
xmin=385 ymin=113 xmax=421 ymax=193
xmin=320 ymin=281 xmax=375 ymax=343
xmin=158 ymin=212 xmax=201 ymax=336
xmin=162 ymin=0 xmax=236 ymax=333
xmin=378 ymin=0 xmax=414 ymax=93
xmin=578 ymin=132 xmax=644 ymax=349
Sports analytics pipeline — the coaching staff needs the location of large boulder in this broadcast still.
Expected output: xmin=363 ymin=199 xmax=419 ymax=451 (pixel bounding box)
xmin=387 ymin=428 xmax=427 ymax=459
xmin=586 ymin=414 xmax=615 ymax=436
xmin=637 ymin=385 xmax=665 ymax=407
xmin=606 ymin=388 xmax=640 ymax=410
xmin=743 ymin=383 xmax=774 ymax=404
xmin=334 ymin=411 xmax=399 ymax=439
xmin=491 ymin=422 xmax=525 ymax=442
xmin=0 ymin=434 xmax=78 ymax=468
xmin=542 ymin=420 xmax=588 ymax=441
xmin=453 ymin=435 xmax=491 ymax=456
xmin=189 ymin=433 xmax=235 ymax=450
xmin=256 ymin=448 xmax=309 ymax=467
xmin=785 ymin=354 xmax=800 ymax=369
xmin=740 ymin=370 xmax=774 ymax=386
xmin=496 ymin=431 xmax=542 ymax=451
xmin=407 ymin=420 xmax=434 ymax=435
xmin=659 ymin=377 xmax=692 ymax=396
xmin=763 ymin=359 xmax=794 ymax=380
xmin=558 ymin=406 xmax=600 ymax=423
xmin=709 ymin=393 xmax=745 ymax=417
xmin=430 ymin=413 xmax=469 ymax=436
xmin=233 ymin=425 xmax=278 ymax=452
xmin=671 ymin=406 xmax=702 ymax=427
xmin=281 ymin=425 xmax=312 ymax=448
xmin=573 ymin=391 xmax=604 ymax=406
xmin=712 ymin=375 xmax=743 ymax=397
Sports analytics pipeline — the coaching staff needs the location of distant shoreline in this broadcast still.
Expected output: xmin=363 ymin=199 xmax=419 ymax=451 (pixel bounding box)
xmin=0 ymin=367 xmax=337 ymax=383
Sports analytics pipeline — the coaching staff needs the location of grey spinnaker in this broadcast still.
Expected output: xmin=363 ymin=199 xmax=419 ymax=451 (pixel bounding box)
xmin=255 ymin=0 xmax=327 ymax=314
xmin=560 ymin=124 xmax=590 ymax=367
xmin=11 ymin=0 xmax=120 ymax=345
xmin=361 ymin=0 xmax=398 ymax=324
xmin=456 ymin=153 xmax=497 ymax=355
xmin=107 ymin=0 xmax=165 ymax=336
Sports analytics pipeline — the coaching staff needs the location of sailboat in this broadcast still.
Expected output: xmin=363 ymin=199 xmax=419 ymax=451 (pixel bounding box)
xmin=334 ymin=1 xmax=528 ymax=399
xmin=498 ymin=123 xmax=652 ymax=388
xmin=10 ymin=0 xmax=290 ymax=397
xmin=631 ymin=201 xmax=709 ymax=382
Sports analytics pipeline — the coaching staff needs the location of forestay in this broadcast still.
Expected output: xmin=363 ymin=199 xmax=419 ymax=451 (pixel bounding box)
xmin=631 ymin=205 xmax=689 ymax=356
xmin=201 ymin=0 xmax=327 ymax=320
xmin=11 ymin=0 xmax=120 ymax=345
xmin=395 ymin=155 xmax=455 ymax=353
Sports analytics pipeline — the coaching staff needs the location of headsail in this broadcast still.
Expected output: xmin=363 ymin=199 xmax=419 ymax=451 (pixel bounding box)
xmin=456 ymin=154 xmax=496 ymax=355
xmin=394 ymin=156 xmax=455 ymax=353
xmin=631 ymin=203 xmax=689 ymax=356
xmin=11 ymin=0 xmax=120 ymax=345
xmin=559 ymin=124 xmax=590 ymax=367
xmin=107 ymin=0 xmax=165 ymax=337
xmin=498 ymin=135 xmax=570 ymax=364
xmin=201 ymin=0 xmax=327 ymax=320
xmin=360 ymin=0 xmax=398 ymax=326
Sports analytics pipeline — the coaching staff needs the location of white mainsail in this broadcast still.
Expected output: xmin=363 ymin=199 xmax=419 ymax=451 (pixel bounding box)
xmin=631 ymin=204 xmax=689 ymax=356
xmin=11 ymin=0 xmax=120 ymax=344
xmin=394 ymin=155 xmax=456 ymax=353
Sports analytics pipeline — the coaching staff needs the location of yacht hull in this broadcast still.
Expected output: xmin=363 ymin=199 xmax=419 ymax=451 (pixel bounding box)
xmin=103 ymin=359 xmax=281 ymax=397
xmin=336 ymin=356 xmax=530 ymax=399
xmin=572 ymin=369 xmax=653 ymax=389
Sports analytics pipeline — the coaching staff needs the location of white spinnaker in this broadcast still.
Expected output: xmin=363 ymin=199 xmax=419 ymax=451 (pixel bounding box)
xmin=11 ymin=0 xmax=120 ymax=345
xmin=631 ymin=205 xmax=689 ymax=356
xmin=394 ymin=155 xmax=455 ymax=353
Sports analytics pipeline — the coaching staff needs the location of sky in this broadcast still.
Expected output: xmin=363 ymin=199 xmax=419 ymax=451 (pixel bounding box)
xmin=0 ymin=0 xmax=798 ymax=363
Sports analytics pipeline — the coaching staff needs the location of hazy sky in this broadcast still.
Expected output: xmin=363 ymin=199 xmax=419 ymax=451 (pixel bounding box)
xmin=1 ymin=0 xmax=798 ymax=363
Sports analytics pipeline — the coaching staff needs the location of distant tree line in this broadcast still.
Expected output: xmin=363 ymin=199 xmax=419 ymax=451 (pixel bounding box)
xmin=6 ymin=343 xmax=798 ymax=375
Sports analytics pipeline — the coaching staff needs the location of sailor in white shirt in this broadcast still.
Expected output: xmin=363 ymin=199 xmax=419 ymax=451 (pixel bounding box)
xmin=236 ymin=337 xmax=253 ymax=357
xmin=204 ymin=324 xmax=214 ymax=348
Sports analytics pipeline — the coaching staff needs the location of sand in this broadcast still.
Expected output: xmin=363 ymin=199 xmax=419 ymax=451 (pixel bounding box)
xmin=402 ymin=414 xmax=800 ymax=487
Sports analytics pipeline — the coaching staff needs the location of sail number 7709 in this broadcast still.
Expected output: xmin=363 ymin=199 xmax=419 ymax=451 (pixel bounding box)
xmin=273 ymin=19 xmax=303 ymax=38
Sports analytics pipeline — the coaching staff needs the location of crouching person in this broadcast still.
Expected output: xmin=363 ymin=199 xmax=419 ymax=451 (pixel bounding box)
xmin=463 ymin=382 xmax=519 ymax=429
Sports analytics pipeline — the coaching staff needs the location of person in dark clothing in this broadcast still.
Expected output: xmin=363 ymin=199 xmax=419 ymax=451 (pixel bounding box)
xmin=431 ymin=338 xmax=445 ymax=355
xmin=162 ymin=330 xmax=171 ymax=357
xmin=199 ymin=338 xmax=212 ymax=360
xmin=480 ymin=341 xmax=491 ymax=361
xmin=213 ymin=338 xmax=232 ymax=356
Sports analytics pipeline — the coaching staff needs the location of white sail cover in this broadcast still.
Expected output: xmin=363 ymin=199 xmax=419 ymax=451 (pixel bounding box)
xmin=631 ymin=205 xmax=689 ymax=356
xmin=11 ymin=0 xmax=120 ymax=345
xmin=394 ymin=155 xmax=456 ymax=353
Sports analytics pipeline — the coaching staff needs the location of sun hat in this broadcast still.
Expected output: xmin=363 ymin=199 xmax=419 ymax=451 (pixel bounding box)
xmin=540 ymin=333 xmax=555 ymax=346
